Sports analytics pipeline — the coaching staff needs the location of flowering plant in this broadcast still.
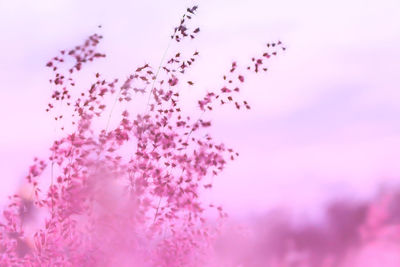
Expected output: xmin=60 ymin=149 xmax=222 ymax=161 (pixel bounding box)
xmin=0 ymin=5 xmax=284 ymax=266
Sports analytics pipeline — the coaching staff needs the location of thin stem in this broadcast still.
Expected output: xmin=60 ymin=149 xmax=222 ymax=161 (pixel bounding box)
xmin=145 ymin=14 xmax=186 ymax=113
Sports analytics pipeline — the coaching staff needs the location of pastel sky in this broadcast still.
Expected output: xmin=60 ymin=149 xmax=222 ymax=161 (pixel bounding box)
xmin=1 ymin=0 xmax=400 ymax=218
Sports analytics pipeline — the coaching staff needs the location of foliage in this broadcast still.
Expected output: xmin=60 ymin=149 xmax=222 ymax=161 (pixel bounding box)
xmin=0 ymin=5 xmax=284 ymax=266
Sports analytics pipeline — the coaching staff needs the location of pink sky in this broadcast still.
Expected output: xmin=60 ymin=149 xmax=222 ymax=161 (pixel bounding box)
xmin=1 ymin=0 xmax=400 ymax=218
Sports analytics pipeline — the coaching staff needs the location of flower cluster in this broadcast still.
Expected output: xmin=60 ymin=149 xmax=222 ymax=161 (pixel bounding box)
xmin=0 ymin=5 xmax=285 ymax=266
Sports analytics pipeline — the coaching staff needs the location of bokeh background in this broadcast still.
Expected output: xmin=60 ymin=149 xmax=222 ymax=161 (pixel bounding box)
xmin=1 ymin=0 xmax=400 ymax=224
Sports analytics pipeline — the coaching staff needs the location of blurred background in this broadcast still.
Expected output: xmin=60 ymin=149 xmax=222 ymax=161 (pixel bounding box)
xmin=0 ymin=0 xmax=400 ymax=227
